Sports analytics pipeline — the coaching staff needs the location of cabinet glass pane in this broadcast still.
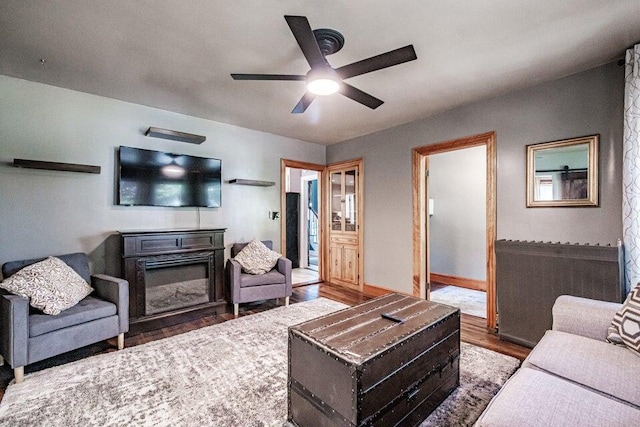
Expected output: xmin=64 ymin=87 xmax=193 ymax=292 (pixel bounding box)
xmin=345 ymin=169 xmax=357 ymax=232
xmin=331 ymin=172 xmax=342 ymax=231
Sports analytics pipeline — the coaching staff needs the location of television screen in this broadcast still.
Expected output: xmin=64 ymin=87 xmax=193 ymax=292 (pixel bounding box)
xmin=117 ymin=146 xmax=221 ymax=207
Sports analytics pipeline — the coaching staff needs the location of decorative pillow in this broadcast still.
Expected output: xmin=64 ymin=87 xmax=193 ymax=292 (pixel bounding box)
xmin=607 ymin=283 xmax=640 ymax=356
xmin=234 ymin=239 xmax=282 ymax=275
xmin=0 ymin=256 xmax=94 ymax=315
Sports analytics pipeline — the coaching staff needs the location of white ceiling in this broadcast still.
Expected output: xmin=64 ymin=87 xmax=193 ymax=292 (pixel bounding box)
xmin=1 ymin=1 xmax=639 ymax=145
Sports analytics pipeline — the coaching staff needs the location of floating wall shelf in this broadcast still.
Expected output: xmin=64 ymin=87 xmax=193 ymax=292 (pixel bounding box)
xmin=145 ymin=127 xmax=206 ymax=144
xmin=229 ymin=179 xmax=275 ymax=187
xmin=13 ymin=159 xmax=101 ymax=174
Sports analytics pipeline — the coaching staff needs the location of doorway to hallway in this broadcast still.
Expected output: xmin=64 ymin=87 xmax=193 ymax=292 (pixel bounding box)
xmin=281 ymin=160 xmax=324 ymax=286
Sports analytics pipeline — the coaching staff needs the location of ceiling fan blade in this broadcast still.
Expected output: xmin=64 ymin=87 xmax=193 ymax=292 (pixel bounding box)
xmin=336 ymin=45 xmax=417 ymax=80
xmin=284 ymin=15 xmax=326 ymax=69
xmin=231 ymin=74 xmax=305 ymax=81
xmin=292 ymin=92 xmax=316 ymax=114
xmin=340 ymin=83 xmax=384 ymax=109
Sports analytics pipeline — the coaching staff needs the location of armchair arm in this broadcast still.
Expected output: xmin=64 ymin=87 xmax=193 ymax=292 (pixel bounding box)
xmin=0 ymin=294 xmax=29 ymax=368
xmin=91 ymin=274 xmax=129 ymax=334
xmin=277 ymin=257 xmax=292 ymax=296
xmin=552 ymin=295 xmax=621 ymax=341
xmin=226 ymin=259 xmax=242 ymax=303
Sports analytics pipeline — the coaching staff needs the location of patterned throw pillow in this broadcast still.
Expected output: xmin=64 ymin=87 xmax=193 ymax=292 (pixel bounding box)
xmin=234 ymin=239 xmax=282 ymax=275
xmin=607 ymin=283 xmax=640 ymax=356
xmin=0 ymin=256 xmax=94 ymax=315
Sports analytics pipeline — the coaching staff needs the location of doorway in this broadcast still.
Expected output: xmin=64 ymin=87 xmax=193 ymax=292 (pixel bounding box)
xmin=281 ymin=160 xmax=324 ymax=286
xmin=412 ymin=132 xmax=497 ymax=329
xmin=428 ymin=146 xmax=487 ymax=319
xmin=305 ymin=177 xmax=320 ymax=272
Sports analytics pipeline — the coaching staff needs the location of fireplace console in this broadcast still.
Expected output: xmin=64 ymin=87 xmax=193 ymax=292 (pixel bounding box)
xmin=120 ymin=228 xmax=226 ymax=334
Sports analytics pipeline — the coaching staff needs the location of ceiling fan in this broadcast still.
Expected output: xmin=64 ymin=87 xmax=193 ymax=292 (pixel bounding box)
xmin=231 ymin=15 xmax=417 ymax=114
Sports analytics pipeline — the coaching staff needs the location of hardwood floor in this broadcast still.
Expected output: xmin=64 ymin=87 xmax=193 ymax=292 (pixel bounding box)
xmin=0 ymin=281 xmax=530 ymax=400
xmin=291 ymin=267 xmax=321 ymax=287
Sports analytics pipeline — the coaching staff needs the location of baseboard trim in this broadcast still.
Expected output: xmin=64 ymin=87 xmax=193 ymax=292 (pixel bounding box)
xmin=363 ymin=283 xmax=412 ymax=297
xmin=430 ymin=273 xmax=487 ymax=292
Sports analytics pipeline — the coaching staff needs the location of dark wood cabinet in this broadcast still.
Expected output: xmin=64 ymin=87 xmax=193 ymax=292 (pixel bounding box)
xmin=120 ymin=228 xmax=226 ymax=333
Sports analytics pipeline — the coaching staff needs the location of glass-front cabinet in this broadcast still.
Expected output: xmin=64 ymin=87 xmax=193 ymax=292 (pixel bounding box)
xmin=330 ymin=168 xmax=358 ymax=233
xmin=327 ymin=162 xmax=361 ymax=289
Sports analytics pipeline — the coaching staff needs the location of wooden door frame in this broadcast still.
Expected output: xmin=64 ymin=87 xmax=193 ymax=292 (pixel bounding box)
xmin=280 ymin=159 xmax=326 ymax=281
xmin=411 ymin=132 xmax=497 ymax=329
xmin=325 ymin=158 xmax=365 ymax=291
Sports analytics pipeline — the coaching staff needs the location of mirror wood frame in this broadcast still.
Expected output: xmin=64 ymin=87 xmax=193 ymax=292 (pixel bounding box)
xmin=526 ymin=135 xmax=599 ymax=208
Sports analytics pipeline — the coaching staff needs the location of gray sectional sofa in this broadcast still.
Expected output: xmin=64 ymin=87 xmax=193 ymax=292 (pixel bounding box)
xmin=476 ymin=295 xmax=640 ymax=426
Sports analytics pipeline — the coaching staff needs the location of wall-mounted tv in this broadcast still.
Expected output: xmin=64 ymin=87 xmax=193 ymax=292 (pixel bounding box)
xmin=117 ymin=146 xmax=221 ymax=207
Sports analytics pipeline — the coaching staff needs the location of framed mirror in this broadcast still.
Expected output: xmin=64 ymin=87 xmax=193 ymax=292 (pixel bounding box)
xmin=526 ymin=135 xmax=599 ymax=207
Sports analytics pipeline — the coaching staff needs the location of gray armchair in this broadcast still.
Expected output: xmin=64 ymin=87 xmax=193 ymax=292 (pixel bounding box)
xmin=226 ymin=240 xmax=292 ymax=316
xmin=0 ymin=252 xmax=128 ymax=383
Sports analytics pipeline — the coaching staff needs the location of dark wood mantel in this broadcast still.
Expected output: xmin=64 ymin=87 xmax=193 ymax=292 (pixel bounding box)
xmin=120 ymin=228 xmax=226 ymax=334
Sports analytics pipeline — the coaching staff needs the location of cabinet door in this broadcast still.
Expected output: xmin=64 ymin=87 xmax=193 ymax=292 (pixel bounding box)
xmin=329 ymin=167 xmax=358 ymax=234
xmin=330 ymin=171 xmax=343 ymax=232
xmin=344 ymin=169 xmax=357 ymax=232
xmin=330 ymin=243 xmax=343 ymax=281
xmin=342 ymin=245 xmax=358 ymax=284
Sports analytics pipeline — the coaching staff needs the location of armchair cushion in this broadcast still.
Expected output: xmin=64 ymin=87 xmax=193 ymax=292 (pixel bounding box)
xmin=240 ymin=270 xmax=286 ymax=288
xmin=29 ymin=296 xmax=116 ymax=337
xmin=234 ymin=238 xmax=281 ymax=275
xmin=0 ymin=257 xmax=93 ymax=315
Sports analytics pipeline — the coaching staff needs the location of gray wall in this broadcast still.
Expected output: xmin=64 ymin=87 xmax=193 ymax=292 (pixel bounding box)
xmin=287 ymin=168 xmax=302 ymax=193
xmin=429 ymin=146 xmax=486 ymax=281
xmin=327 ymin=61 xmax=624 ymax=294
xmin=0 ymin=76 xmax=325 ymax=277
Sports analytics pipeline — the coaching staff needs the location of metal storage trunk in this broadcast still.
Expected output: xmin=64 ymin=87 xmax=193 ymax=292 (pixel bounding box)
xmin=288 ymin=293 xmax=460 ymax=427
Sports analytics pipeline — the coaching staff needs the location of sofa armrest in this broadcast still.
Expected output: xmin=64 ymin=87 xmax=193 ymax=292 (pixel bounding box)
xmin=0 ymin=294 xmax=29 ymax=368
xmin=277 ymin=257 xmax=292 ymax=296
xmin=552 ymin=295 xmax=621 ymax=341
xmin=91 ymin=274 xmax=129 ymax=334
xmin=226 ymin=259 xmax=242 ymax=303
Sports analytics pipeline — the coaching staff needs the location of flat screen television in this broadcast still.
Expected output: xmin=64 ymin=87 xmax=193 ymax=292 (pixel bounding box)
xmin=117 ymin=146 xmax=221 ymax=207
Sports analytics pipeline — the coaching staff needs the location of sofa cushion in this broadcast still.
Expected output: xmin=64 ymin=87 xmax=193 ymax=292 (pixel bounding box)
xmin=29 ymin=296 xmax=117 ymax=337
xmin=523 ymin=330 xmax=640 ymax=407
xmin=239 ymin=270 xmax=286 ymax=288
xmin=607 ymin=283 xmax=640 ymax=355
xmin=0 ymin=256 xmax=94 ymax=315
xmin=476 ymin=367 xmax=640 ymax=427
xmin=234 ymin=238 xmax=281 ymax=275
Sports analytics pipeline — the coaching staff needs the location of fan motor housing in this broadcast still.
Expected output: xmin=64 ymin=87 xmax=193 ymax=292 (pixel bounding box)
xmin=313 ymin=28 xmax=345 ymax=56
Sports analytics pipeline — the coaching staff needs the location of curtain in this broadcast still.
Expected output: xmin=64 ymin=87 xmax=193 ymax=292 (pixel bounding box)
xmin=623 ymin=44 xmax=640 ymax=293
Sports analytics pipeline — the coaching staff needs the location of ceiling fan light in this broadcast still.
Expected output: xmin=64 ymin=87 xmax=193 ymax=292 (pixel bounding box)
xmin=307 ymin=75 xmax=341 ymax=95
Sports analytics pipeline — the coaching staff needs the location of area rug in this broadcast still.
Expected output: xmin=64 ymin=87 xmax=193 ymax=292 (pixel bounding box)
xmin=431 ymin=286 xmax=487 ymax=318
xmin=0 ymin=298 xmax=519 ymax=426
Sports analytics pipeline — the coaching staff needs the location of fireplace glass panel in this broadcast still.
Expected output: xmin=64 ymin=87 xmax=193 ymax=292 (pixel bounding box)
xmin=145 ymin=263 xmax=210 ymax=315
